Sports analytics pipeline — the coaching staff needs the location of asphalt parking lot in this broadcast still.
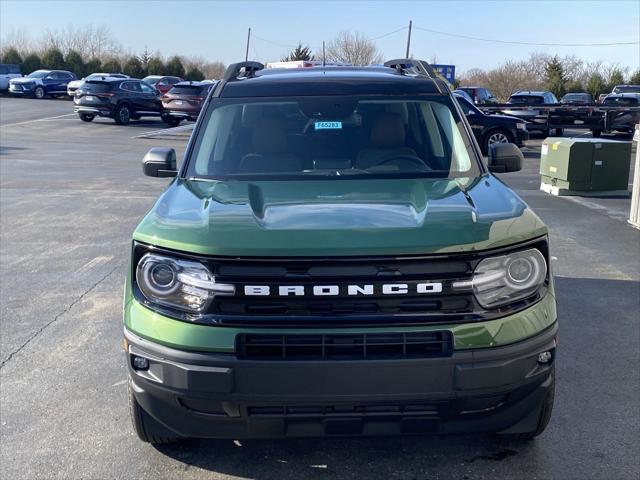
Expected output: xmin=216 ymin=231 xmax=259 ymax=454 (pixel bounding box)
xmin=1 ymin=97 xmax=638 ymax=480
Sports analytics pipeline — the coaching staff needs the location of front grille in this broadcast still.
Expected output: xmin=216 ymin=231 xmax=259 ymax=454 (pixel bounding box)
xmin=132 ymin=238 xmax=549 ymax=326
xmin=246 ymin=403 xmax=441 ymax=418
xmin=236 ymin=331 xmax=452 ymax=360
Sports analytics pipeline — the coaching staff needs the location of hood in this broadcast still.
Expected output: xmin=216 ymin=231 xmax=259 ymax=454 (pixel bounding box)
xmin=133 ymin=175 xmax=547 ymax=256
xmin=67 ymin=79 xmax=83 ymax=88
xmin=10 ymin=77 xmax=39 ymax=84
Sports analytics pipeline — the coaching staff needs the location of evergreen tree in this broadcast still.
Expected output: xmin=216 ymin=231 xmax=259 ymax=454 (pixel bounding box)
xmin=123 ymin=56 xmax=145 ymax=78
xmin=21 ymin=53 xmax=42 ymax=74
xmin=101 ymin=58 xmax=122 ymax=73
xmin=544 ymin=56 xmax=567 ymax=98
xmin=586 ymin=72 xmax=606 ymax=99
xmin=185 ymin=66 xmax=205 ymax=81
xmin=84 ymin=58 xmax=102 ymax=75
xmin=629 ymin=70 xmax=640 ymax=85
xmin=138 ymin=46 xmax=152 ymax=74
xmin=164 ymin=56 xmax=185 ymax=77
xmin=64 ymin=50 xmax=84 ymax=77
xmin=146 ymin=57 xmax=165 ymax=76
xmin=281 ymin=43 xmax=314 ymax=62
xmin=565 ymin=79 xmax=584 ymax=93
xmin=41 ymin=48 xmax=65 ymax=69
xmin=1 ymin=48 xmax=22 ymax=65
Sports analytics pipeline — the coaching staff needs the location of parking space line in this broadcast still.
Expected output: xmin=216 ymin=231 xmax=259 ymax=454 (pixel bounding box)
xmin=1 ymin=113 xmax=77 ymax=128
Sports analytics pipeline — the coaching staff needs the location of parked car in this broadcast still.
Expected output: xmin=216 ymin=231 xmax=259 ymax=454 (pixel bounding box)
xmin=73 ymin=77 xmax=174 ymax=125
xmin=504 ymin=91 xmax=559 ymax=135
xmin=9 ymin=69 xmax=76 ymax=99
xmin=67 ymin=72 xmax=129 ymax=97
xmin=454 ymin=92 xmax=529 ymax=153
xmin=595 ymin=93 xmax=640 ymax=137
xmin=0 ymin=64 xmax=22 ymax=91
xmin=457 ymin=86 xmax=498 ymax=105
xmin=126 ymin=59 xmax=557 ymax=444
xmin=452 ymin=88 xmax=474 ymax=104
xmin=142 ymin=75 xmax=183 ymax=94
xmin=611 ymin=85 xmax=640 ymax=94
xmin=560 ymin=92 xmax=594 ymax=104
xmin=161 ymin=80 xmax=215 ymax=125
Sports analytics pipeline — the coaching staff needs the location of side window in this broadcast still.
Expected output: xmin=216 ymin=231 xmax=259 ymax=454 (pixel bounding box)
xmin=140 ymin=82 xmax=156 ymax=94
xmin=457 ymin=97 xmax=473 ymax=114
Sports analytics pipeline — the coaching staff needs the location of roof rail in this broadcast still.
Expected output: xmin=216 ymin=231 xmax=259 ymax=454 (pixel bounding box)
xmin=384 ymin=59 xmax=447 ymax=93
xmin=222 ymin=61 xmax=264 ymax=82
xmin=384 ymin=59 xmax=438 ymax=79
xmin=211 ymin=61 xmax=264 ymax=98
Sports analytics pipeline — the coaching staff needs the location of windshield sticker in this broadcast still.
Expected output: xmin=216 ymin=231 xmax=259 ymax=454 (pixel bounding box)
xmin=315 ymin=121 xmax=342 ymax=130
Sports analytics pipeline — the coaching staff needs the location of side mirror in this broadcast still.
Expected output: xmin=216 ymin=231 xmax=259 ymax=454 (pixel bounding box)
xmin=488 ymin=143 xmax=523 ymax=173
xmin=142 ymin=147 xmax=177 ymax=177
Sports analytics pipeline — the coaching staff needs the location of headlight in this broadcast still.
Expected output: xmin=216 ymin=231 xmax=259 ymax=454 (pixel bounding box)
xmin=136 ymin=253 xmax=234 ymax=313
xmin=454 ymin=248 xmax=547 ymax=308
xmin=516 ymin=122 xmax=527 ymax=131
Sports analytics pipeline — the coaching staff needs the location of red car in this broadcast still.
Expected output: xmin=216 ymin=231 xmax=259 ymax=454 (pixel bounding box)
xmin=161 ymin=81 xmax=216 ymax=125
xmin=142 ymin=75 xmax=183 ymax=94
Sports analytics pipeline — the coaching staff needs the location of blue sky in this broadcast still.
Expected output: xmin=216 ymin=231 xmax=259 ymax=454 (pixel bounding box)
xmin=1 ymin=0 xmax=639 ymax=73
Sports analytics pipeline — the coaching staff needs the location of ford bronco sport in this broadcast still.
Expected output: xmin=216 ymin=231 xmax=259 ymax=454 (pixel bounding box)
xmin=124 ymin=60 xmax=557 ymax=443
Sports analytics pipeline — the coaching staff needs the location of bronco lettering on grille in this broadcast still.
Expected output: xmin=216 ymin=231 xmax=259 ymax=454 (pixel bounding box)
xmin=243 ymin=283 xmax=443 ymax=296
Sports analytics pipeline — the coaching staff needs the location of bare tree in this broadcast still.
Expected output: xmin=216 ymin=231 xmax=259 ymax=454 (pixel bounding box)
xmin=0 ymin=26 xmax=33 ymax=57
xmin=324 ymin=31 xmax=382 ymax=66
xmin=39 ymin=24 xmax=121 ymax=59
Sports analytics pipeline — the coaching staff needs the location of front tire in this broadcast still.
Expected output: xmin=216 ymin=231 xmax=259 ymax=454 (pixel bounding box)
xmin=114 ymin=104 xmax=131 ymax=125
xmin=128 ymin=377 xmax=180 ymax=444
xmin=78 ymin=113 xmax=94 ymax=122
xmin=483 ymin=129 xmax=513 ymax=154
xmin=33 ymin=86 xmax=45 ymax=99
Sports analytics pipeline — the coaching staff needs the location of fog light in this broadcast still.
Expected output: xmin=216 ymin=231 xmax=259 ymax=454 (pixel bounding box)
xmin=537 ymin=351 xmax=552 ymax=364
xmin=132 ymin=356 xmax=149 ymax=370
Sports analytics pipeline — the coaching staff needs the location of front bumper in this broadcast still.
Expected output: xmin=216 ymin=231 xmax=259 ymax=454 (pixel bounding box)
xmin=126 ymin=321 xmax=557 ymax=439
xmin=9 ymin=84 xmax=35 ymax=95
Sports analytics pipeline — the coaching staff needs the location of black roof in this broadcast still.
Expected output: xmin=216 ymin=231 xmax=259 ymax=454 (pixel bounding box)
xmin=220 ymin=66 xmax=443 ymax=98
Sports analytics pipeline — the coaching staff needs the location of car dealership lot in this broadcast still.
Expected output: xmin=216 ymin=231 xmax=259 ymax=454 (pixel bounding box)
xmin=1 ymin=98 xmax=638 ymax=479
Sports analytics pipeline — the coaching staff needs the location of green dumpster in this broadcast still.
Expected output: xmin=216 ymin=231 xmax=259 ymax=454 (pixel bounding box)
xmin=540 ymin=137 xmax=632 ymax=196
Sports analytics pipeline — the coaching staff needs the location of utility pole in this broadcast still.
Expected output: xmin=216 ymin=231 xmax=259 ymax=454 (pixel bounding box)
xmin=322 ymin=41 xmax=326 ymax=66
xmin=405 ymin=20 xmax=412 ymax=58
xmin=245 ymin=27 xmax=251 ymax=61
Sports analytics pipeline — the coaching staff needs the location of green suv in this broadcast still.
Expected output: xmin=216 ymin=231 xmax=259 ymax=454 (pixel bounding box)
xmin=124 ymin=60 xmax=557 ymax=443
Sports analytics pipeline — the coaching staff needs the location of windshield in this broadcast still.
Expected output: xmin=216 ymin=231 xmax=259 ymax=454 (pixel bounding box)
xmin=603 ymin=96 xmax=638 ymax=106
xmin=27 ymin=70 xmax=48 ymax=78
xmin=613 ymin=85 xmax=640 ymax=94
xmin=169 ymin=84 xmax=211 ymax=96
xmin=187 ymin=96 xmax=480 ymax=180
xmin=562 ymin=94 xmax=590 ymax=102
xmin=509 ymin=95 xmax=544 ymax=105
xmin=142 ymin=76 xmax=161 ymax=83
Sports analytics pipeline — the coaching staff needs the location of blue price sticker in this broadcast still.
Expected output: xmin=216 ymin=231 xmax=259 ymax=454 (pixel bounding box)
xmin=315 ymin=121 xmax=342 ymax=130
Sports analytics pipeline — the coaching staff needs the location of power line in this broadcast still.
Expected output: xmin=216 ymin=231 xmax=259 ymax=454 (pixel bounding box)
xmin=412 ymin=25 xmax=639 ymax=47
xmin=251 ymin=26 xmax=409 ymax=52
